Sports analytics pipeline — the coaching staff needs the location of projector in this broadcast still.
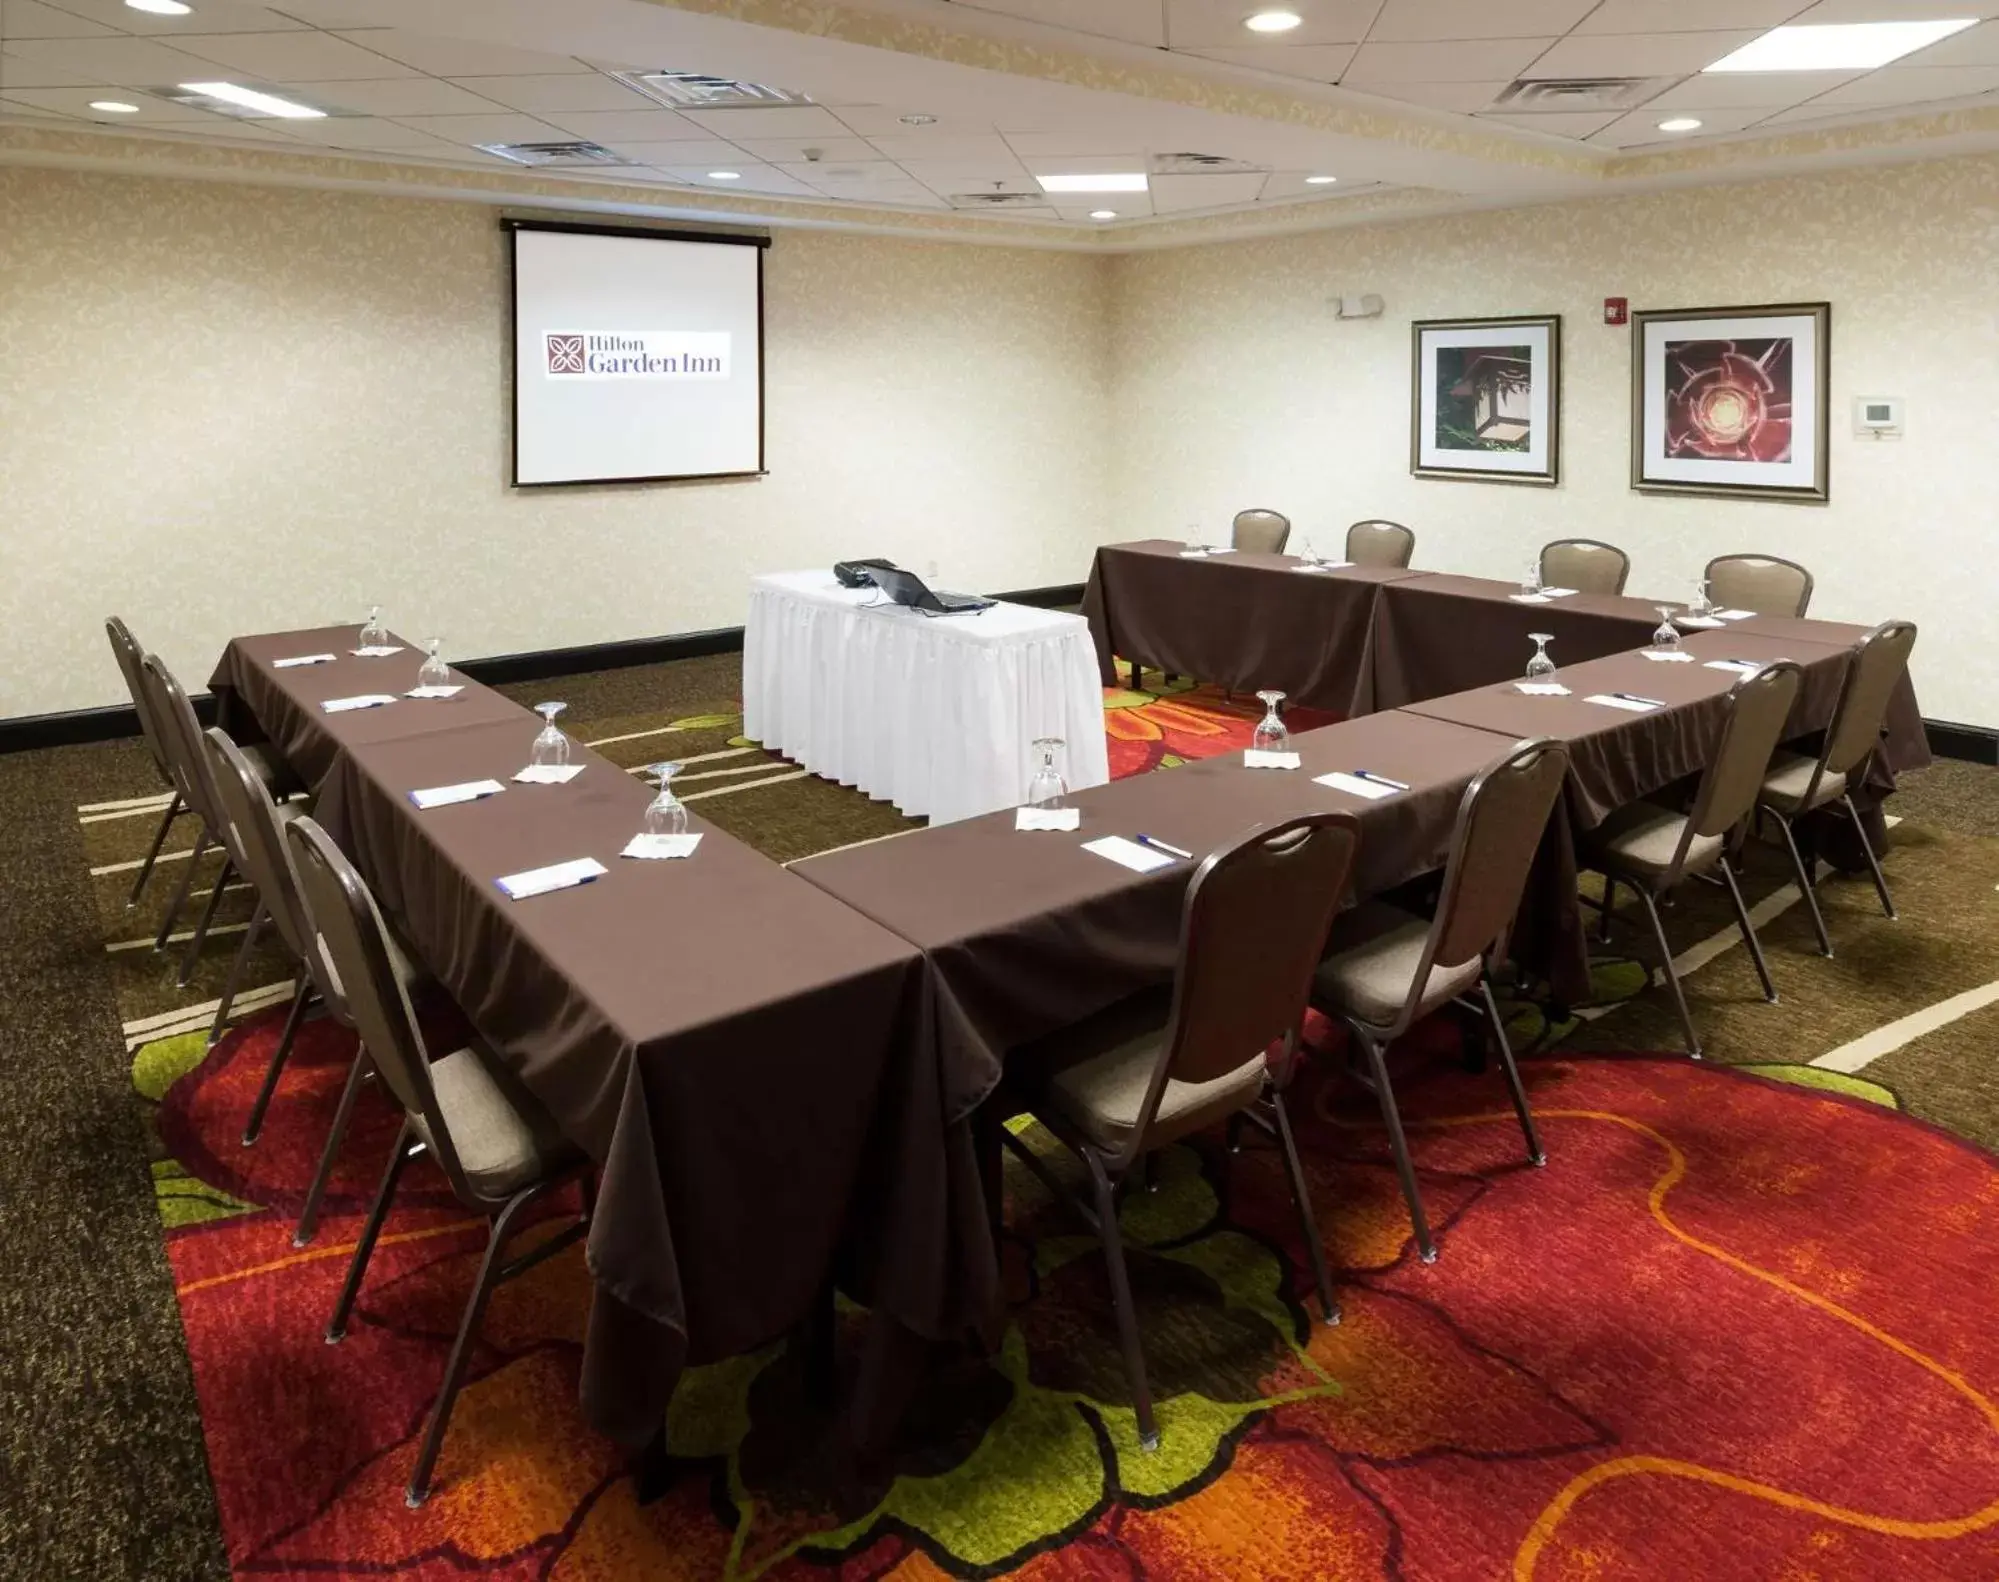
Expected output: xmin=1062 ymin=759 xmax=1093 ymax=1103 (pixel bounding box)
xmin=835 ymin=557 xmax=898 ymax=588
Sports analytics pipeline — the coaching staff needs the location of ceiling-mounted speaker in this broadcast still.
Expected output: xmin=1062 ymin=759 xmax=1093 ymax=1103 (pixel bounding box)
xmin=1335 ymin=294 xmax=1385 ymax=319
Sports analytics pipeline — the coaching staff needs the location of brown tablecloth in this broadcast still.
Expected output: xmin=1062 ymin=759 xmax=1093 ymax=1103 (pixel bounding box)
xmin=1079 ymin=540 xmax=1423 ymax=712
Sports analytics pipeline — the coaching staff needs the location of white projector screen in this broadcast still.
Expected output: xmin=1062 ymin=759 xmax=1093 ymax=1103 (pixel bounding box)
xmin=509 ymin=222 xmax=766 ymax=487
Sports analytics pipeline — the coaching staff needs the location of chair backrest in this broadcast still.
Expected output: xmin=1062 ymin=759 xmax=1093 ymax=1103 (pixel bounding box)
xmin=1706 ymin=553 xmax=1813 ymax=618
xmin=285 ymin=815 xmax=470 ymax=1195
xmin=1819 ymin=620 xmax=1917 ymax=782
xmin=1347 ymin=519 xmax=1415 ymax=568
xmin=105 ymin=618 xmax=174 ymax=785
xmin=1685 ymin=662 xmax=1804 ymax=848
xmin=1231 ymin=508 xmax=1291 ymax=555
xmin=1540 ymin=538 xmax=1630 ymax=596
xmin=203 ymin=727 xmax=326 ymax=988
xmin=138 ymin=652 xmax=222 ymax=831
xmin=1150 ymin=813 xmax=1361 ymax=1115
xmin=1425 ymin=738 xmax=1570 ymax=979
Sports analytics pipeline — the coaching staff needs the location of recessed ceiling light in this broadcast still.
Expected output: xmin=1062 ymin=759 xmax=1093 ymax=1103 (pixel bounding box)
xmin=179 ymin=82 xmax=324 ymax=119
xmin=707 ymin=170 xmax=742 ymax=180
xmin=1090 ymin=209 xmax=1118 ymax=220
xmin=1244 ymin=9 xmax=1303 ymax=32
xmin=1305 ymin=174 xmax=1338 ymax=184
xmin=127 ymin=0 xmax=193 ymax=14
xmin=90 ymin=100 xmax=142 ymax=114
xmin=898 ymin=113 xmax=937 ymax=125
xmin=1657 ymin=116 xmax=1703 ymax=132
xmin=1705 ymin=19 xmax=1976 ymax=73
xmin=1037 ymin=172 xmax=1148 ymax=193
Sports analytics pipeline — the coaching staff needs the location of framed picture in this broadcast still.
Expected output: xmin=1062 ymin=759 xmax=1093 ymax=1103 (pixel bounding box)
xmin=1410 ymin=314 xmax=1561 ymax=486
xmin=1631 ymin=302 xmax=1830 ymax=503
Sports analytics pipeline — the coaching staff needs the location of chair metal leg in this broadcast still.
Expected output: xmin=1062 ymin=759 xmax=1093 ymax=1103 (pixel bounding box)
xmin=242 ymin=976 xmax=311 ymax=1146
xmin=1355 ymin=1028 xmax=1437 ymax=1263
xmin=1128 ymin=661 xmax=1141 ymax=691
xmin=1480 ymin=979 xmax=1545 ymax=1166
xmin=153 ymin=827 xmax=210 ymax=951
xmin=177 ymin=857 xmax=236 ymax=985
xmin=1843 ymin=794 xmax=1898 ymax=920
xmin=406 ymin=1190 xmax=534 ymax=1508
xmin=207 ymin=903 xmax=266 ymax=1046
xmin=1598 ymin=874 xmax=1618 ymax=944
xmin=1269 ymin=1092 xmax=1339 ymax=1325
xmin=326 ymin=1119 xmax=416 ymax=1342
xmin=1637 ymin=889 xmax=1701 ymax=1058
xmin=1085 ymin=1150 xmax=1157 ymax=1452
xmin=126 ymin=792 xmax=183 ymax=907
xmin=295 ymin=1045 xmax=371 ymax=1247
xmin=1773 ymin=814 xmax=1832 ymax=957
xmin=1718 ymin=856 xmax=1777 ymax=1004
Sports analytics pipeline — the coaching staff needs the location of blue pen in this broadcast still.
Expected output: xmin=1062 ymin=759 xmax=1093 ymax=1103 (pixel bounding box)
xmin=1134 ymin=834 xmax=1194 ymax=860
xmin=1352 ymin=769 xmax=1410 ymax=792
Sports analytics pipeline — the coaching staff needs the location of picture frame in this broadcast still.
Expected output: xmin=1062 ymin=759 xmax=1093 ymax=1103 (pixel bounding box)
xmin=1630 ymin=302 xmax=1831 ymax=503
xmin=1410 ymin=314 xmax=1561 ymax=486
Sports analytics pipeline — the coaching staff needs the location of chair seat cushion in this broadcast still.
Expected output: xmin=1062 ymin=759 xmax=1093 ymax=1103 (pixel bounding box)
xmin=1313 ymin=901 xmax=1481 ymax=1029
xmin=1038 ymin=1021 xmax=1268 ymax=1154
xmin=1760 ymin=752 xmax=1845 ymax=816
xmin=1585 ymin=801 xmax=1722 ymax=883
xmin=418 ymin=1047 xmax=579 ymax=1198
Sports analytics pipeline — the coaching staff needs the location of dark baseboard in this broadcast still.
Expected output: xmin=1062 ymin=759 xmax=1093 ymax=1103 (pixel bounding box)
xmin=3 ymin=584 xmax=1090 ymax=756
xmin=1924 ymin=719 xmax=1999 ymax=766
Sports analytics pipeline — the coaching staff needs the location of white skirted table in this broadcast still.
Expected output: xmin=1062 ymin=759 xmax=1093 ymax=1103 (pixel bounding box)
xmin=743 ymin=570 xmax=1110 ymax=825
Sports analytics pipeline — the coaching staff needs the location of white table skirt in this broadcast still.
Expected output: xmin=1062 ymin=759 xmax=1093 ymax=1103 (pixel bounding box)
xmin=742 ymin=570 xmax=1110 ymax=825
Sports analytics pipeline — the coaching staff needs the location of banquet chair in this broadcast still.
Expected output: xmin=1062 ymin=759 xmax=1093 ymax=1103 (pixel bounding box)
xmin=1231 ymin=508 xmax=1292 ymax=555
xmin=1705 ymin=553 xmax=1813 ymax=618
xmin=1347 ymin=519 xmax=1415 ymax=568
xmin=1755 ymin=621 xmax=1916 ymax=955
xmin=1540 ymin=538 xmax=1630 ymax=596
xmin=1582 ymin=662 xmax=1802 ymax=1058
xmin=290 ymin=813 xmax=589 ymax=1509
xmin=1001 ymin=812 xmax=1359 ymax=1452
xmin=1310 ymin=738 xmax=1566 ymax=1264
xmin=104 ymin=618 xmax=192 ymax=908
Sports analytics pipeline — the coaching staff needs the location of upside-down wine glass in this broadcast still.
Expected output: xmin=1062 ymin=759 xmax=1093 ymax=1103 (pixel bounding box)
xmin=417 ymin=637 xmax=450 ymax=690
xmin=1651 ymin=607 xmax=1682 ymax=652
xmin=1253 ymin=690 xmax=1290 ymax=753
xmin=1525 ymin=634 xmax=1557 ymax=680
xmin=531 ymin=702 xmax=570 ymax=769
xmin=644 ymin=762 xmax=687 ymax=836
xmin=359 ymin=605 xmax=389 ymax=650
xmin=1027 ymin=737 xmax=1069 ymax=809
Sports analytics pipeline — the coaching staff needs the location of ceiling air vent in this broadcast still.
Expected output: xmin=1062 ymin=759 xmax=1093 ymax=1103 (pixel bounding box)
xmin=476 ymin=141 xmax=633 ymax=168
xmin=1150 ymin=151 xmax=1269 ymax=176
xmin=1492 ymin=77 xmax=1677 ymax=112
xmin=946 ymin=191 xmax=1050 ymax=209
xmin=613 ymin=70 xmax=815 ymax=109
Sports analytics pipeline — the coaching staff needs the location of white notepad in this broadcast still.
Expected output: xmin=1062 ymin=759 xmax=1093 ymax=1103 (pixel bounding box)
xmin=322 ymin=693 xmax=396 ymax=713
xmin=273 ymin=653 xmax=335 ymax=669
xmin=1290 ymin=562 xmax=1352 ymax=574
xmin=1640 ymin=650 xmax=1696 ymax=663
xmin=496 ymin=857 xmax=606 ymax=899
xmin=1675 ymin=616 xmax=1724 ymax=630
xmin=1585 ymin=693 xmax=1663 ymax=713
xmin=1704 ymin=658 xmax=1763 ymax=676
xmin=409 ymin=779 xmax=504 ymax=810
xmin=1517 ymin=682 xmax=1572 ymax=696
xmin=1083 ymin=835 xmax=1176 ymax=873
xmin=350 ymin=645 xmax=406 ymax=658
xmin=514 ymin=764 xmax=584 ymax=785
xmin=1177 ymin=548 xmax=1214 ymax=558
xmin=622 ymin=833 xmax=702 ymax=860
xmin=1509 ymin=593 xmax=1553 ymax=604
xmin=405 ymin=684 xmax=463 ymax=699
xmin=1243 ymin=750 xmax=1302 ymax=770
xmin=1016 ymin=806 xmax=1081 ymax=831
xmin=1314 ymin=771 xmax=1401 ymax=801
xmin=1715 ymin=609 xmax=1757 ymax=621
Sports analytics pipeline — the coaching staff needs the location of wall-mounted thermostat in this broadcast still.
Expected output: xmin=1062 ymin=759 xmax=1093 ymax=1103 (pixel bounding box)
xmin=1854 ymin=396 xmax=1903 ymax=438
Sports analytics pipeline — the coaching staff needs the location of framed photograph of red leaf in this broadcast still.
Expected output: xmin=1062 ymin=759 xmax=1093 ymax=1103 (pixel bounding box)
xmin=1411 ymin=314 xmax=1561 ymax=486
xmin=1631 ymin=302 xmax=1831 ymax=503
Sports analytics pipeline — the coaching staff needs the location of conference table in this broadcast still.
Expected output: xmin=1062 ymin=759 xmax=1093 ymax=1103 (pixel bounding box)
xmin=743 ymin=570 xmax=1109 ymax=824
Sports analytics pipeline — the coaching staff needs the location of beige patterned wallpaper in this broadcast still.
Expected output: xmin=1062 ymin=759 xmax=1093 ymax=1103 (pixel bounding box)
xmin=1109 ymin=151 xmax=1999 ymax=726
xmin=0 ymin=164 xmax=1111 ymax=717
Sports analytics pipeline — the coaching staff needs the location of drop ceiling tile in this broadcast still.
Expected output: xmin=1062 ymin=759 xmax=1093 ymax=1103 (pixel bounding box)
xmin=1367 ymin=0 xmax=1600 ymax=43
xmin=830 ymin=105 xmax=994 ymax=137
xmin=1 ymin=33 xmax=223 ymax=85
xmin=676 ymin=104 xmax=853 ymax=138
xmin=390 ymin=112 xmax=567 ymax=147
xmin=585 ymin=138 xmax=753 ymax=164
xmin=0 ymin=83 xmax=218 ymax=121
xmin=728 ymin=134 xmax=877 ymax=162
xmin=896 ymin=153 xmax=1033 ymax=184
xmin=266 ymin=115 xmax=472 ymax=154
xmin=1574 ymin=0 xmax=1809 ymax=33
xmin=1352 ymin=78 xmax=1513 ymax=110
xmin=1260 ymin=170 xmax=1374 ymax=196
xmin=0 ymin=97 xmax=81 ymax=119
xmin=949 ymin=0 xmax=1167 ymax=47
xmin=1477 ymin=108 xmax=1626 ymax=136
xmin=1640 ymin=70 xmax=1852 ymax=108
xmin=1884 ymin=19 xmax=1999 ymax=69
xmin=1149 ymin=171 xmax=1266 ymax=211
xmin=1344 ymin=38 xmax=1557 ymax=83
xmin=0 ymin=46 xmax=95 ymax=86
xmin=299 ymin=78 xmax=503 ymax=117
xmin=650 ymin=163 xmax=820 ymax=196
xmin=1017 ymin=152 xmax=1149 ymax=176
xmin=864 ymin=131 xmax=1018 ymax=162
xmin=0 ymin=1 xmax=115 ymax=40
xmin=1586 ymin=105 xmax=1780 ymax=144
xmin=531 ymin=108 xmax=703 ymax=142
xmin=1051 ymin=197 xmax=1155 ymax=220
xmin=1788 ymin=0 xmax=1999 ymax=21
xmin=775 ymin=158 xmax=909 ymax=183
xmin=460 ymin=71 xmax=656 ymax=114
xmin=993 ymin=130 xmax=1136 ymax=158
xmin=1180 ymin=44 xmax=1357 ymax=80
xmin=327 ymin=29 xmax=591 ymax=77
xmin=168 ymin=30 xmax=422 ymax=81
xmin=786 ymin=169 xmax=950 ymax=206
xmin=1165 ymin=0 xmax=1378 ymax=49
xmin=1523 ymin=30 xmax=1765 ymax=78
xmin=1794 ymin=64 xmax=1999 ymax=107
xmin=38 ymin=0 xmax=309 ymax=32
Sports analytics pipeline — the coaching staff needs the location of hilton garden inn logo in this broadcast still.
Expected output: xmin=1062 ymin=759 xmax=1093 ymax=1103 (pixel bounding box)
xmin=544 ymin=331 xmax=731 ymax=379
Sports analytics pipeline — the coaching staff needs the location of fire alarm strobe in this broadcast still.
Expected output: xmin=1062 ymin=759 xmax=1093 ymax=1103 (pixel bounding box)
xmin=1604 ymin=297 xmax=1629 ymax=326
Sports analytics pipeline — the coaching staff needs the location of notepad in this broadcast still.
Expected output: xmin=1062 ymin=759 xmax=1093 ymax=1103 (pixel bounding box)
xmin=1704 ymin=658 xmax=1763 ymax=676
xmin=1314 ymin=771 xmax=1402 ymax=801
xmin=1016 ymin=806 xmax=1081 ymax=831
xmin=1509 ymin=593 xmax=1553 ymax=604
xmin=1177 ymin=548 xmax=1214 ymax=558
xmin=514 ymin=764 xmax=584 ymax=785
xmin=1290 ymin=561 xmax=1352 ymax=574
xmin=409 ymin=779 xmax=504 ymax=810
xmin=1541 ymin=587 xmax=1578 ymax=599
xmin=273 ymin=653 xmax=335 ymax=669
xmin=1714 ymin=609 xmax=1757 ymax=621
xmin=1243 ymin=750 xmax=1302 ymax=770
xmin=1517 ymin=682 xmax=1572 ymax=696
xmin=322 ymin=693 xmax=396 ymax=713
xmin=1082 ymin=835 xmax=1176 ymax=873
xmin=622 ymin=833 xmax=702 ymax=860
xmin=1585 ymin=693 xmax=1662 ymax=713
xmin=1675 ymin=616 xmax=1724 ymax=630
xmin=496 ymin=857 xmax=606 ymax=899
xmin=350 ymin=645 xmax=405 ymax=658
xmin=405 ymin=684 xmax=463 ymax=699
xmin=1640 ymin=650 xmax=1696 ymax=663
